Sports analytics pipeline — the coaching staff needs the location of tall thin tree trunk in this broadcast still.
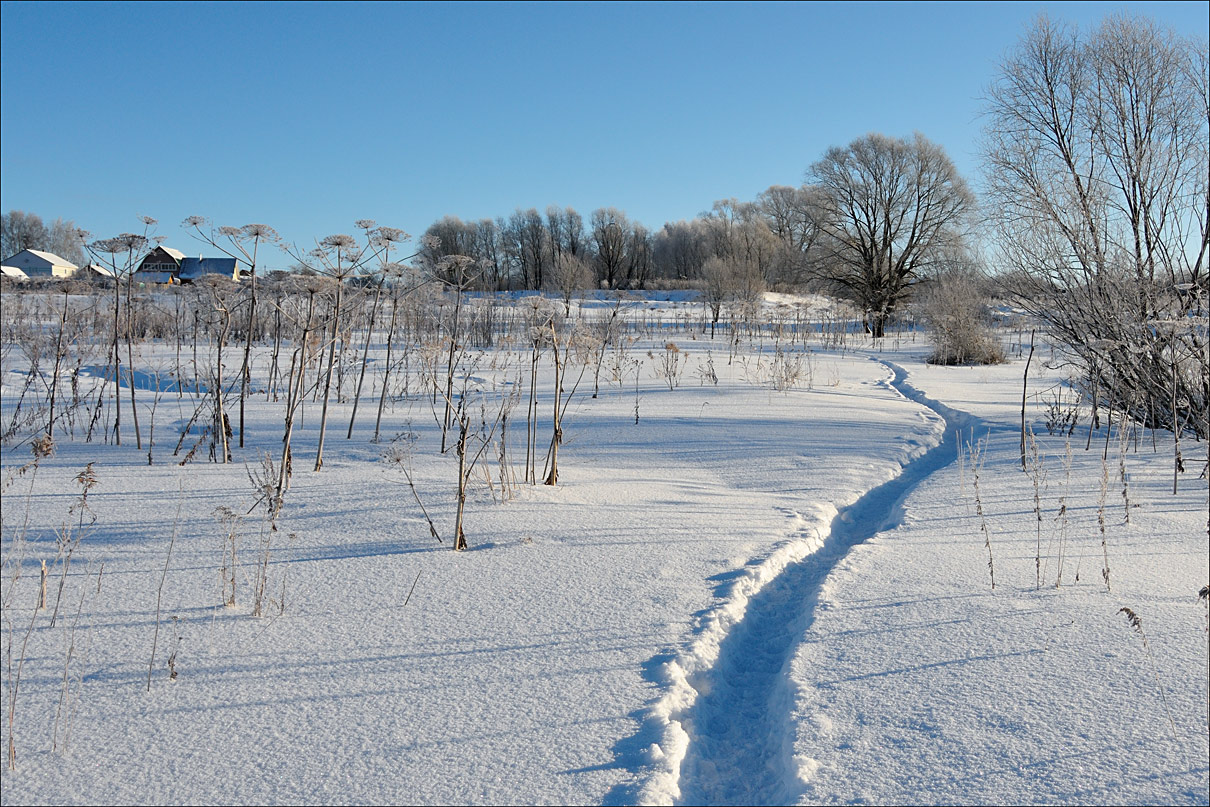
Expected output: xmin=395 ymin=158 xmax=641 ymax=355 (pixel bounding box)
xmin=1020 ymin=330 xmax=1035 ymax=471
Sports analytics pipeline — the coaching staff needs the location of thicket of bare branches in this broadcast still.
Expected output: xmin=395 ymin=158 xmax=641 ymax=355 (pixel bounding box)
xmin=919 ymin=270 xmax=1005 ymax=366
xmin=984 ymin=13 xmax=1209 ymax=437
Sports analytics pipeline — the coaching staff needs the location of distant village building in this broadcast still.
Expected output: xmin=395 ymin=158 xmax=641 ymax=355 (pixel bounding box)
xmin=0 ymin=249 xmax=78 ymax=278
xmin=82 ymin=263 xmax=116 ymax=280
xmin=135 ymin=246 xmax=187 ymax=283
xmin=134 ymin=247 xmax=244 ymax=284
xmin=1 ymin=265 xmax=30 ymax=282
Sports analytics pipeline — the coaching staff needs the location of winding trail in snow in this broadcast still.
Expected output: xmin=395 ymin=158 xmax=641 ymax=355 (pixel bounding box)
xmin=671 ymin=360 xmax=972 ymax=806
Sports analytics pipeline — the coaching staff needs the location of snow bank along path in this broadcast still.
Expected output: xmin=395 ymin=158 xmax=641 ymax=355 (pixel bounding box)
xmin=635 ymin=359 xmax=973 ymax=805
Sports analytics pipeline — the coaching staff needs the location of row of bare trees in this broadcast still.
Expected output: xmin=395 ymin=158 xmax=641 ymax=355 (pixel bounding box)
xmin=414 ymin=136 xmax=975 ymax=341
xmin=0 ymin=210 xmax=88 ymax=267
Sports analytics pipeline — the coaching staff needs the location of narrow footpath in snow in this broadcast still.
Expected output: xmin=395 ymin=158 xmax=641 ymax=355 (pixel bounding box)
xmin=672 ymin=361 xmax=973 ymax=805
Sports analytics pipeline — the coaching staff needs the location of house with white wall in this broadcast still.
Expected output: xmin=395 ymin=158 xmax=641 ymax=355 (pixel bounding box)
xmin=0 ymin=249 xmax=78 ymax=278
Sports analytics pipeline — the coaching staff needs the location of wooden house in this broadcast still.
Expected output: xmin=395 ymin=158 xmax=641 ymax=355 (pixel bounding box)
xmin=135 ymin=246 xmax=187 ymax=284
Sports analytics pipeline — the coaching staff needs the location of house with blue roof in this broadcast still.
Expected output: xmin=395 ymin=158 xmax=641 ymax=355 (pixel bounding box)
xmin=134 ymin=246 xmax=245 ymax=284
xmin=179 ymin=256 xmax=243 ymax=283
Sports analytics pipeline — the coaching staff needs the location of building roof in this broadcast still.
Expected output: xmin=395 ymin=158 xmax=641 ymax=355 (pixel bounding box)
xmin=179 ymin=256 xmax=241 ymax=279
xmin=1 ymin=265 xmax=30 ymax=280
xmin=161 ymin=247 xmax=187 ymax=261
xmin=25 ymin=249 xmax=78 ymax=268
xmin=0 ymin=248 xmax=78 ymax=269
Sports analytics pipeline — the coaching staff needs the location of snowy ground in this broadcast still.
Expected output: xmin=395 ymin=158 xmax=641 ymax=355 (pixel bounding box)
xmin=1 ymin=294 xmax=1207 ymax=805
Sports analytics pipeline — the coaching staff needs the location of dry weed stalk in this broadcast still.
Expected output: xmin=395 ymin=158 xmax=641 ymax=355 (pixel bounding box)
xmin=215 ymin=506 xmax=242 ymax=607
xmin=384 ymin=434 xmax=442 ymax=545
xmin=47 ymin=464 xmax=98 ymax=628
xmin=1025 ymin=426 xmax=1046 ymax=590
xmin=148 ymin=489 xmax=183 ymax=691
xmin=53 ymin=564 xmax=99 ymax=755
xmin=958 ymin=429 xmax=966 ymax=495
xmin=1117 ymin=413 xmax=1132 ymax=524
xmin=166 ymin=616 xmax=183 ymax=681
xmin=1201 ymin=586 xmax=1209 ymax=742
xmin=1118 ymin=607 xmax=1179 ymax=744
xmin=652 ymin=342 xmax=685 ymax=390
xmin=695 ymin=351 xmax=719 ymax=386
xmin=1054 ymin=438 xmax=1073 ymax=587
xmin=967 ymin=432 xmax=995 ymax=590
xmin=1098 ymin=454 xmax=1111 ymax=592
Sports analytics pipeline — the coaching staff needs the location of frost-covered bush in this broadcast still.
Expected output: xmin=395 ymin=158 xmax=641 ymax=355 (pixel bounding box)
xmin=920 ymin=273 xmax=1005 ymax=365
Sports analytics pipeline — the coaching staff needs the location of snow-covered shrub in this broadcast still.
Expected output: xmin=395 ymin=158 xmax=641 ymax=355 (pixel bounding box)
xmin=920 ymin=273 xmax=1005 ymax=365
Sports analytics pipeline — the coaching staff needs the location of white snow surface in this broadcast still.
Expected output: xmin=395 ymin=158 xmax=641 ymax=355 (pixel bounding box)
xmin=1 ymin=298 xmax=1206 ymax=806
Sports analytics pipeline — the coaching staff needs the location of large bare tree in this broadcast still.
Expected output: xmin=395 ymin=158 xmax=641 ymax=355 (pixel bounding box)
xmin=809 ymin=132 xmax=974 ymax=338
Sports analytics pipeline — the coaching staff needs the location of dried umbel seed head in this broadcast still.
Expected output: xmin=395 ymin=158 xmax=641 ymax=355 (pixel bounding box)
xmin=1118 ymin=607 xmax=1143 ymax=633
xmin=31 ymin=433 xmax=55 ymax=459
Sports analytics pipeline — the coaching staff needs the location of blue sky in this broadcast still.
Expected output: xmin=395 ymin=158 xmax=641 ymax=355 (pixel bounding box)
xmin=2 ymin=1 xmax=1206 ymax=268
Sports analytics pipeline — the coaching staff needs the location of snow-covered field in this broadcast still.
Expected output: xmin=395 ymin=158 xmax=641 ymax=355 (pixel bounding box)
xmin=2 ymin=293 xmax=1207 ymax=805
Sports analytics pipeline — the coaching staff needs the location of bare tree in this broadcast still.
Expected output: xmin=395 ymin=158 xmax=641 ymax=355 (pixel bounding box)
xmin=756 ymin=185 xmax=828 ymax=285
xmin=919 ymin=268 xmax=1005 ymax=365
xmin=809 ymin=132 xmax=974 ymax=338
xmin=1 ymin=212 xmax=88 ymax=266
xmin=983 ymin=13 xmax=1208 ymax=437
xmin=701 ymin=256 xmax=731 ymax=339
xmin=546 ymin=252 xmax=592 ymax=316
xmin=591 ymin=208 xmax=630 ymax=289
xmin=653 ymin=220 xmax=711 ymax=282
xmin=1 ymin=211 xmax=48 ymax=258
